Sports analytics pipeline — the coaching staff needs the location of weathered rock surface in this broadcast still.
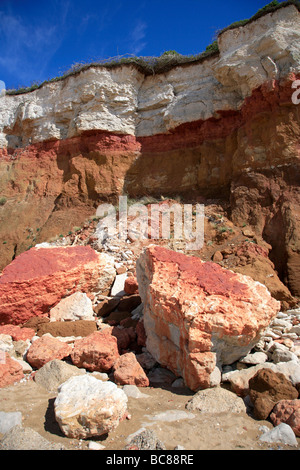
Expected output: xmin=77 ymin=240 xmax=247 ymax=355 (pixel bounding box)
xmin=0 ymin=246 xmax=115 ymax=325
xmin=136 ymin=245 xmax=280 ymax=391
xmin=270 ymin=399 xmax=300 ymax=437
xmin=54 ymin=375 xmax=128 ymax=439
xmin=70 ymin=330 xmax=119 ymax=372
xmin=111 ymin=326 xmax=136 ymax=353
xmin=0 ymin=325 xmax=35 ymax=342
xmin=185 ymin=386 xmax=246 ymax=414
xmin=49 ymin=292 xmax=94 ymax=322
xmin=0 ymin=425 xmax=65 ymax=450
xmin=248 ymin=368 xmax=299 ymax=420
xmin=124 ymin=276 xmax=139 ymax=295
xmin=36 ymin=319 xmax=97 ymax=338
xmin=223 ymin=361 xmax=300 ymax=397
xmin=33 ymin=359 xmax=86 ymax=392
xmin=26 ymin=336 xmax=72 ymax=369
xmin=112 ymin=352 xmax=149 ymax=387
xmin=0 ymin=411 xmax=22 ymax=434
xmin=124 ymin=428 xmax=166 ymax=450
xmin=259 ymin=422 xmax=298 ymax=447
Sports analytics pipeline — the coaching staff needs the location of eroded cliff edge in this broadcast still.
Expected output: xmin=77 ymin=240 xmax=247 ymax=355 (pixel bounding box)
xmin=0 ymin=4 xmax=300 ymax=301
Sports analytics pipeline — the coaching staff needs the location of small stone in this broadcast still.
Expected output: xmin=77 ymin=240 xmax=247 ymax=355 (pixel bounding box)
xmin=0 ymin=411 xmax=22 ymax=434
xmin=26 ymin=335 xmax=72 ymax=369
xmin=71 ymin=330 xmax=119 ymax=372
xmin=0 ymin=425 xmax=65 ymax=450
xmin=122 ymin=384 xmax=150 ymax=399
xmin=88 ymin=441 xmax=106 ymax=450
xmin=239 ymin=352 xmax=268 ymax=365
xmin=124 ymin=276 xmax=139 ymax=295
xmin=249 ymin=368 xmax=298 ymax=420
xmin=0 ymin=335 xmax=14 ymax=353
xmin=113 ymin=352 xmax=149 ymax=387
xmin=259 ymin=423 xmax=298 ymax=447
xmin=272 ymin=349 xmax=298 ymax=363
xmin=0 ymin=325 xmax=35 ymax=342
xmin=148 ymin=367 xmax=177 ymax=386
xmin=34 ymin=359 xmax=86 ymax=392
xmin=124 ymin=428 xmax=166 ymax=450
xmin=111 ymin=273 xmax=127 ymax=297
xmin=186 ymin=386 xmax=247 ymax=414
xmin=212 ymin=251 xmax=223 ymax=262
xmin=172 ymin=378 xmax=185 ymax=388
xmin=50 ymin=292 xmax=94 ymax=322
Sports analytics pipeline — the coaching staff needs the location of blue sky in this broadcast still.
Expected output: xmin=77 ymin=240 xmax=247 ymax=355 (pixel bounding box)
xmin=0 ymin=0 xmax=286 ymax=90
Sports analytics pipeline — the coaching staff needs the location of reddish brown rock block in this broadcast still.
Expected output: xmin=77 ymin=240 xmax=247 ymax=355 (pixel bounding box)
xmin=70 ymin=330 xmax=119 ymax=372
xmin=124 ymin=277 xmax=139 ymax=295
xmin=26 ymin=336 xmax=73 ymax=369
xmin=113 ymin=352 xmax=149 ymax=387
xmin=136 ymin=319 xmax=146 ymax=347
xmin=0 ymin=246 xmax=115 ymax=326
xmin=249 ymin=369 xmax=299 ymax=420
xmin=0 ymin=353 xmax=24 ymax=388
xmin=270 ymin=400 xmax=300 ymax=437
xmin=136 ymin=246 xmax=280 ymax=391
xmin=36 ymin=320 xmax=97 ymax=338
xmin=111 ymin=326 xmax=136 ymax=353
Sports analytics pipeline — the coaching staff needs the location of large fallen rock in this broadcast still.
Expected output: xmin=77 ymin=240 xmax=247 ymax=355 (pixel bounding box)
xmin=0 ymin=246 xmax=116 ymax=326
xmin=54 ymin=375 xmax=128 ymax=439
xmin=136 ymin=246 xmax=280 ymax=391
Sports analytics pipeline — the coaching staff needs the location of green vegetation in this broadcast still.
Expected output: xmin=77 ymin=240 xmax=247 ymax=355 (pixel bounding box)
xmin=5 ymin=1 xmax=300 ymax=96
xmin=0 ymin=197 xmax=7 ymax=206
xmin=217 ymin=1 xmax=299 ymax=35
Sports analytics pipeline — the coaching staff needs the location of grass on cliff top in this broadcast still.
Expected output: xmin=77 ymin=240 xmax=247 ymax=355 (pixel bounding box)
xmin=5 ymin=0 xmax=300 ymax=96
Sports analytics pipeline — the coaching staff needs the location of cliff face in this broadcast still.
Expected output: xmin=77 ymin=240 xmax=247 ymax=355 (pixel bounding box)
xmin=0 ymin=4 xmax=300 ymax=298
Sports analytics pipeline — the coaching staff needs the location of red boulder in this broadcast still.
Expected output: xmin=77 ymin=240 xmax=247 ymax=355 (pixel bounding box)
xmin=0 ymin=246 xmax=115 ymax=326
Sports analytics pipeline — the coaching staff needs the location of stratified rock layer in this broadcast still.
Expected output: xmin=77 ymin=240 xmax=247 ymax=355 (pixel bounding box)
xmin=136 ymin=246 xmax=280 ymax=391
xmin=0 ymin=246 xmax=115 ymax=325
xmin=0 ymin=4 xmax=299 ymax=301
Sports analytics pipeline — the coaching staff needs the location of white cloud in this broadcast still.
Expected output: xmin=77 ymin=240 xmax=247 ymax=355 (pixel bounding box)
xmin=128 ymin=20 xmax=147 ymax=56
